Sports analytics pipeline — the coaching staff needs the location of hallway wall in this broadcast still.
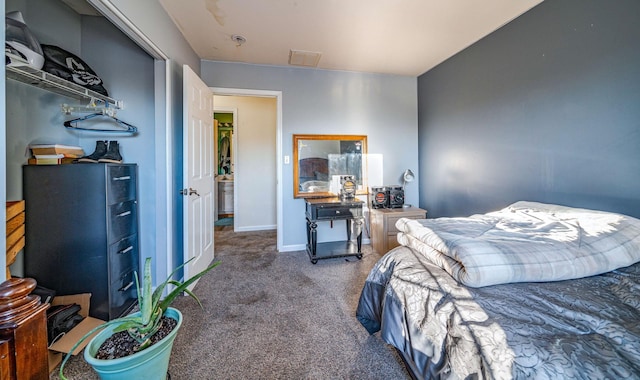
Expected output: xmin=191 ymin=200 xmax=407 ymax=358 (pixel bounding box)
xmin=214 ymin=95 xmax=277 ymax=231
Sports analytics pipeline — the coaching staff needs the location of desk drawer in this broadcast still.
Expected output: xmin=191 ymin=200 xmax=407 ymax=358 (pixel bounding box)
xmin=314 ymin=206 xmax=362 ymax=220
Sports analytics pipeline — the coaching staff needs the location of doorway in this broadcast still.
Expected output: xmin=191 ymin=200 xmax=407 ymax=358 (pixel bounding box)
xmin=214 ymin=108 xmax=237 ymax=230
xmin=211 ymin=88 xmax=282 ymax=252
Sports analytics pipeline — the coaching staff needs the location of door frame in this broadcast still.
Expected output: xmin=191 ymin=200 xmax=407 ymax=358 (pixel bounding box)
xmin=211 ymin=87 xmax=283 ymax=251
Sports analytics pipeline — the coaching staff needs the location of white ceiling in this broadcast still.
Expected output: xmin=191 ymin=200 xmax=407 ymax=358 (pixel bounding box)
xmin=158 ymin=0 xmax=543 ymax=77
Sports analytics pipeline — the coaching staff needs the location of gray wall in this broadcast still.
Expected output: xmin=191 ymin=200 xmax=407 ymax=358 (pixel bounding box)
xmin=201 ymin=62 xmax=418 ymax=249
xmin=417 ymin=0 xmax=640 ymax=219
xmin=5 ymin=0 xmax=155 ymax=275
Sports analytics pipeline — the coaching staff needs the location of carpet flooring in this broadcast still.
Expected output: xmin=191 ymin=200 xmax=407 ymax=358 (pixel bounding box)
xmin=51 ymin=229 xmax=409 ymax=379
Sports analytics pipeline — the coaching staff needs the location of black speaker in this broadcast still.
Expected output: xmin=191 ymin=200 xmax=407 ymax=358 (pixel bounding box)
xmin=370 ymin=186 xmax=388 ymax=209
xmin=388 ymin=186 xmax=404 ymax=208
xmin=340 ymin=175 xmax=356 ymax=200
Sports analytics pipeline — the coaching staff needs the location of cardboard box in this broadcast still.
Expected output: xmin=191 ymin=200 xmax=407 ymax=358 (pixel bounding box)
xmin=47 ymin=294 xmax=105 ymax=373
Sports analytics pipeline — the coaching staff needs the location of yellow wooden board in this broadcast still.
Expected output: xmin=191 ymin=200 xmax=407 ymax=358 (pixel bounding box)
xmin=6 ymin=200 xmax=25 ymax=220
xmin=6 ymin=211 xmax=25 ymax=236
xmin=6 ymin=225 xmax=25 ymax=250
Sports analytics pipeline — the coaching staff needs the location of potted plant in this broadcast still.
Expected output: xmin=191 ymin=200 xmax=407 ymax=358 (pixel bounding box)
xmin=59 ymin=257 xmax=220 ymax=379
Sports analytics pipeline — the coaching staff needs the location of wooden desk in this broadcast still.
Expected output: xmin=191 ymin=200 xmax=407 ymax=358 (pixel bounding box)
xmin=305 ymin=197 xmax=364 ymax=264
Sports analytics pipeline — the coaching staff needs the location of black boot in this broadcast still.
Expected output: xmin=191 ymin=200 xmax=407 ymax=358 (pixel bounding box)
xmin=99 ymin=141 xmax=123 ymax=163
xmin=78 ymin=140 xmax=107 ymax=163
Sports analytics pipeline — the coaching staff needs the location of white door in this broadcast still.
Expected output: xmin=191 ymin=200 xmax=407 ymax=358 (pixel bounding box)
xmin=183 ymin=65 xmax=215 ymax=290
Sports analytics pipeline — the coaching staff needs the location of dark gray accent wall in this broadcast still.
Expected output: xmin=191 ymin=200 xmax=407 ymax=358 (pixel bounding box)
xmin=417 ymin=0 xmax=640 ymax=218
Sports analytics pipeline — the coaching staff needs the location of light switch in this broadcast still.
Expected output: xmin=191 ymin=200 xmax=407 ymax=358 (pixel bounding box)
xmin=284 ymin=155 xmax=290 ymax=164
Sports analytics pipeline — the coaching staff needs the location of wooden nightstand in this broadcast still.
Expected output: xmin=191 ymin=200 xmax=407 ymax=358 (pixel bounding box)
xmin=370 ymin=207 xmax=427 ymax=254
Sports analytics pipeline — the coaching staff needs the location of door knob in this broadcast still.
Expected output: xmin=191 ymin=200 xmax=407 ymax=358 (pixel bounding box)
xmin=180 ymin=187 xmax=200 ymax=196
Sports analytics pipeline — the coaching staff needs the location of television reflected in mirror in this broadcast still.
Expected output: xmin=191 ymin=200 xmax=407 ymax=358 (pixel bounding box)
xmin=293 ymin=134 xmax=368 ymax=198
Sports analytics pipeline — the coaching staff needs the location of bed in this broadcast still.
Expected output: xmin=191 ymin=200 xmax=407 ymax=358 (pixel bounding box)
xmin=356 ymin=201 xmax=640 ymax=379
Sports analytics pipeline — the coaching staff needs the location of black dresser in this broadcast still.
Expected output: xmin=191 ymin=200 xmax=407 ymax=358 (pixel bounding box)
xmin=23 ymin=163 xmax=139 ymax=320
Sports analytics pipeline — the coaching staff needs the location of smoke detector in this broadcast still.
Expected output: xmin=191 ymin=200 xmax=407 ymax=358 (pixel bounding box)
xmin=231 ymin=34 xmax=246 ymax=46
xmin=289 ymin=49 xmax=322 ymax=67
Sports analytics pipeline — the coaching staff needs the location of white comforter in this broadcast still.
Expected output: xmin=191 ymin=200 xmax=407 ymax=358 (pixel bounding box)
xmin=396 ymin=201 xmax=640 ymax=287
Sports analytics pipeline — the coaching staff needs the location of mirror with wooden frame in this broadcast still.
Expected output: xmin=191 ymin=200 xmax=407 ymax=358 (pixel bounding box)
xmin=293 ymin=134 xmax=368 ymax=198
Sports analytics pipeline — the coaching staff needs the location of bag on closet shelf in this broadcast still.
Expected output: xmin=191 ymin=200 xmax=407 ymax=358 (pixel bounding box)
xmin=40 ymin=44 xmax=109 ymax=97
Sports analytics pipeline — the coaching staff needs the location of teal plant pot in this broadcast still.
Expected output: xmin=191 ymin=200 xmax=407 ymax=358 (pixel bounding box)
xmin=84 ymin=308 xmax=183 ymax=380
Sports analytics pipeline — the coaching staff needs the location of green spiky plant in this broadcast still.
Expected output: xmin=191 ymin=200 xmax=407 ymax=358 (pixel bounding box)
xmin=59 ymin=257 xmax=220 ymax=380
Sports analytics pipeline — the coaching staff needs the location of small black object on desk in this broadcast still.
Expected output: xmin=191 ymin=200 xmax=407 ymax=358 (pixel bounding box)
xmin=305 ymin=197 xmax=364 ymax=264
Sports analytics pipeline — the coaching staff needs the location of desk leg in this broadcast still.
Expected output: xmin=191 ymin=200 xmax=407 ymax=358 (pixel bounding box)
xmin=346 ymin=218 xmax=352 ymax=240
xmin=307 ymin=219 xmax=318 ymax=264
xmin=355 ymin=217 xmax=363 ymax=259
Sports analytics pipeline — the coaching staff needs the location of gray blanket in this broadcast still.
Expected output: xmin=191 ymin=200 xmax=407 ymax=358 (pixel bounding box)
xmin=356 ymin=246 xmax=640 ymax=379
xmin=396 ymin=201 xmax=640 ymax=287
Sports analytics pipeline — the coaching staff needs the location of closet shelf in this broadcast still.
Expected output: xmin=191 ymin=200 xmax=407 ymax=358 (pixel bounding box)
xmin=6 ymin=65 xmax=123 ymax=109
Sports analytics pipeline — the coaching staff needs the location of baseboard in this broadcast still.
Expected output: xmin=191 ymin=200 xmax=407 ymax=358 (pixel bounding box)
xmin=234 ymin=224 xmax=276 ymax=232
xmin=280 ymin=244 xmax=306 ymax=252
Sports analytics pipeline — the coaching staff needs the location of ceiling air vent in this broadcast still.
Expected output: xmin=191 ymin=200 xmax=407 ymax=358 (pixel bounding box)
xmin=288 ymin=50 xmax=322 ymax=67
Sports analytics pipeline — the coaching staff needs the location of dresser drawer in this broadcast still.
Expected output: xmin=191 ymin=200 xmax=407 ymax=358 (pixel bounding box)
xmin=108 ymin=201 xmax=138 ymax=242
xmin=370 ymin=207 xmax=427 ymax=254
xmin=109 ymin=270 xmax=138 ymax=319
xmin=107 ymin=165 xmax=137 ymax=204
xmin=387 ymin=234 xmax=401 ymax=250
xmin=109 ymin=235 xmax=139 ymax=282
xmin=388 ymin=213 xmax=426 ymax=232
xmin=387 ymin=216 xmax=406 ymax=234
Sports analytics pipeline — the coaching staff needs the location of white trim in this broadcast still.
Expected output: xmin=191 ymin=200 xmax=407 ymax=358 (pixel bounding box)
xmin=235 ymin=224 xmax=277 ymax=232
xmin=280 ymin=244 xmax=306 ymax=252
xmin=211 ymin=87 xmax=283 ymax=252
xmin=164 ymin=60 xmax=174 ymax=284
xmin=86 ymin=0 xmax=168 ymax=60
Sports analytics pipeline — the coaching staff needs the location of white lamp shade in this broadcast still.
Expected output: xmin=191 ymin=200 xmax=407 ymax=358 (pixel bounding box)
xmin=403 ymin=169 xmax=415 ymax=183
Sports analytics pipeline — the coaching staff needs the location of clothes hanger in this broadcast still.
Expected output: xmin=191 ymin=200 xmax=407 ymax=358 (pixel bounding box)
xmin=63 ymin=112 xmax=138 ymax=134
